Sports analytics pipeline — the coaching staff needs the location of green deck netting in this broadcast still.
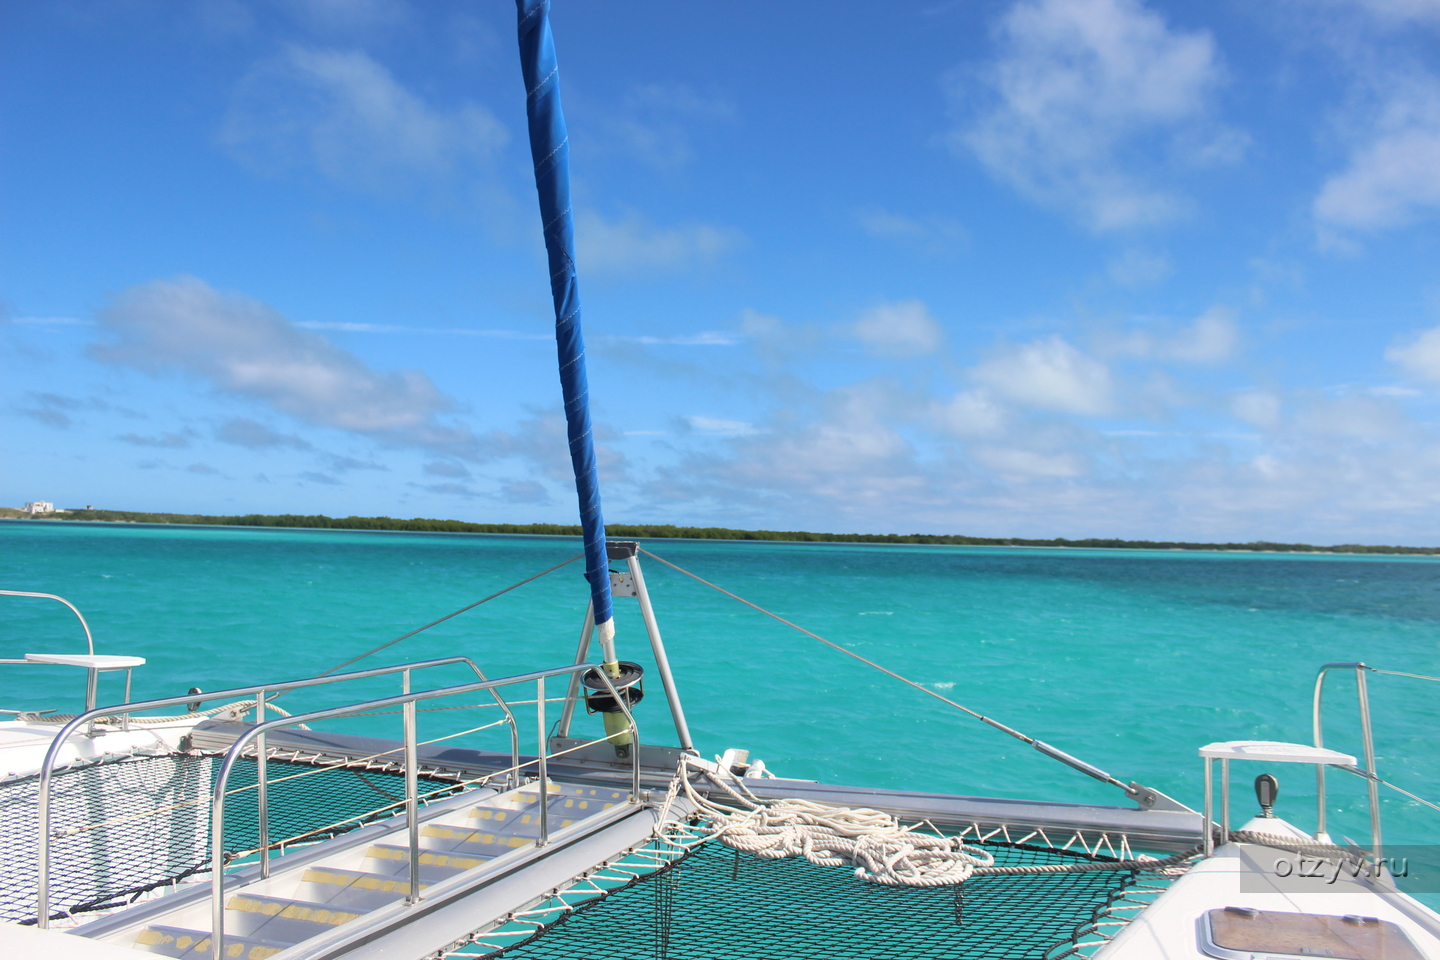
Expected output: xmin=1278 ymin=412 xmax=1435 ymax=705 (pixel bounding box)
xmin=485 ymin=837 xmax=1147 ymax=960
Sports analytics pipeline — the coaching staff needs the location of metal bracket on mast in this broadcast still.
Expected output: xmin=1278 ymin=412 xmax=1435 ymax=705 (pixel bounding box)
xmin=555 ymin=542 xmax=695 ymax=753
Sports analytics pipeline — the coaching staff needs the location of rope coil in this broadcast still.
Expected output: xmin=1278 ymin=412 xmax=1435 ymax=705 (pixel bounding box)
xmin=672 ymin=757 xmax=995 ymax=886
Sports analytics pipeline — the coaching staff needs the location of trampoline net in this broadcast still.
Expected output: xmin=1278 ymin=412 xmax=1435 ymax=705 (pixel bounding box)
xmin=0 ymin=752 xmax=462 ymax=922
xmin=481 ymin=835 xmax=1156 ymax=960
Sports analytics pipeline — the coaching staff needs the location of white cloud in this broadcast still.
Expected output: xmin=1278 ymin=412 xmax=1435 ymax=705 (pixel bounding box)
xmin=12 ymin=316 xmax=91 ymax=326
xmin=481 ymin=410 xmax=628 ymax=484
xmin=215 ymin=417 xmax=314 ymax=450
xmin=684 ymin=416 xmax=760 ymax=436
xmin=1328 ymin=0 xmax=1440 ymax=26
xmin=1386 ymin=323 xmax=1440 ymax=381
xmin=850 ymin=300 xmax=946 ymax=359
xmin=1314 ymin=78 xmax=1440 ymax=235
xmin=119 ymin=430 xmax=195 ymax=449
xmin=932 ymin=390 xmax=1008 ymax=438
xmin=1231 ymin=390 xmax=1283 ymax=429
xmin=1297 ymin=394 xmax=1413 ymax=441
xmin=971 ymin=336 xmax=1115 ymax=415
xmin=423 ymin=460 xmax=471 ymax=479
xmin=221 ymin=45 xmax=507 ymax=193
xmin=614 ymin=331 xmax=740 ymax=346
xmin=296 ymin=321 xmax=548 ymax=340
xmin=602 ymin=83 xmax=736 ymax=169
xmin=954 ymin=0 xmax=1241 ymax=230
xmin=282 ymin=0 xmax=411 ymax=35
xmin=855 ymin=208 xmax=970 ymax=254
xmin=659 ymin=382 xmax=922 ymax=515
xmin=737 ymin=308 xmax=824 ymax=364
xmin=1116 ymin=306 xmax=1238 ymax=364
xmin=92 ymin=276 xmax=473 ymax=452
xmin=1106 ymin=248 xmax=1172 ymax=287
xmin=971 ymin=445 xmax=1087 ymax=478
xmin=574 ymin=209 xmax=741 ymax=275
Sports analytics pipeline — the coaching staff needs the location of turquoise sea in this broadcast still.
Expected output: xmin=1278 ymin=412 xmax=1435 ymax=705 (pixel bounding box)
xmin=4 ymin=520 xmax=1440 ymax=856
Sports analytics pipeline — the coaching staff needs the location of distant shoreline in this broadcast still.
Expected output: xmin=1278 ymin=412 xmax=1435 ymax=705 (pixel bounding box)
xmin=4 ymin=508 xmax=1439 ymax=556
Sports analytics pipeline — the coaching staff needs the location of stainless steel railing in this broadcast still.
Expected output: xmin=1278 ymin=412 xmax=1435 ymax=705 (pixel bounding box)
xmin=1313 ymin=662 xmax=1380 ymax=851
xmin=0 ymin=589 xmax=95 ymax=654
xmin=34 ymin=655 xmax=519 ymax=928
xmin=206 ymin=662 xmax=637 ymax=960
xmin=1313 ymin=661 xmax=1440 ymax=857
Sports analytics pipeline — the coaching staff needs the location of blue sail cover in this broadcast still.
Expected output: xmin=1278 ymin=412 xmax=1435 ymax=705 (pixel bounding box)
xmin=515 ymin=0 xmax=615 ymax=641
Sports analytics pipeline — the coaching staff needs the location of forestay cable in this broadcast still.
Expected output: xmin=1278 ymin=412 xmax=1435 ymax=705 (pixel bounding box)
xmin=311 ymin=553 xmax=583 ymax=679
xmin=638 ymin=547 xmax=1130 ymax=793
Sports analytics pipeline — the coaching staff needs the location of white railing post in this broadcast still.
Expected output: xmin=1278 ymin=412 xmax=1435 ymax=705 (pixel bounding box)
xmin=257 ymin=690 xmax=269 ymax=879
xmin=1356 ymin=665 xmax=1382 ymax=858
xmin=404 ymin=670 xmax=420 ymax=903
xmin=537 ymin=676 xmax=548 ymax=846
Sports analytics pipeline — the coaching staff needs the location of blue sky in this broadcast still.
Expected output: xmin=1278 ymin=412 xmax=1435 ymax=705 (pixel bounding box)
xmin=3 ymin=0 xmax=1439 ymax=543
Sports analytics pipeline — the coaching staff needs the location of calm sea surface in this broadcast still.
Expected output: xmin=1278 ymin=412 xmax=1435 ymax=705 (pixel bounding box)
xmin=4 ymin=520 xmax=1439 ymax=853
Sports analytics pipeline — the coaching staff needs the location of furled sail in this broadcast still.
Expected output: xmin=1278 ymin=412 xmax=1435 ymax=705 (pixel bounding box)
xmin=515 ymin=0 xmax=619 ymax=674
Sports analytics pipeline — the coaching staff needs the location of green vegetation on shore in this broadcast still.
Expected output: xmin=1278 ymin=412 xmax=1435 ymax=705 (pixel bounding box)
xmin=4 ymin=507 xmax=1439 ymax=555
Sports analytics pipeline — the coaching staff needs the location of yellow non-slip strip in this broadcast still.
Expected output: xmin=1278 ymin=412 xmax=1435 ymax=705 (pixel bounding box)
xmin=426 ymin=822 xmax=571 ymax=844
xmin=227 ymin=895 xmax=361 ymax=926
xmin=302 ymin=868 xmax=422 ymax=895
xmin=141 ymin=929 xmax=284 ymax=959
xmin=560 ymin=798 xmax=616 ymax=810
xmin=468 ymin=807 xmax=510 ymax=821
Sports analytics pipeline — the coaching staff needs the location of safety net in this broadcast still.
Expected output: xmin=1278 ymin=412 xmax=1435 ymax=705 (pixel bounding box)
xmin=480 ymin=836 xmax=1162 ymax=960
xmin=0 ymin=752 xmax=463 ymax=922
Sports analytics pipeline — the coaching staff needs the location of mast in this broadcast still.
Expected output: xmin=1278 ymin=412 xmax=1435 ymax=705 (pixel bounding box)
xmin=515 ymin=0 xmax=619 ymax=677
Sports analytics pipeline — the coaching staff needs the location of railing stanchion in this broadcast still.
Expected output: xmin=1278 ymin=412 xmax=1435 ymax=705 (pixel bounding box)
xmin=404 ymin=671 xmax=420 ymax=903
xmin=257 ymin=690 xmax=270 ymax=879
xmin=1313 ymin=667 xmax=1331 ymax=841
xmin=537 ymin=676 xmax=548 ymax=846
xmin=211 ymin=753 xmax=231 ymax=960
xmin=1202 ymin=757 xmax=1214 ymax=857
xmin=1356 ymin=665 xmax=1382 ymax=859
xmin=1220 ymin=758 xmax=1231 ymax=839
xmin=36 ymin=767 xmax=51 ymax=928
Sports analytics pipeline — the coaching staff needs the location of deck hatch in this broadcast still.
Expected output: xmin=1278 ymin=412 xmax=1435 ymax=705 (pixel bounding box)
xmin=1201 ymin=906 xmax=1423 ymax=960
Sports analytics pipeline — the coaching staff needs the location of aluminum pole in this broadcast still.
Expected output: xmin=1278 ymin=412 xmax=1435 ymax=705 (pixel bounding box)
xmin=627 ymin=554 xmax=694 ymax=751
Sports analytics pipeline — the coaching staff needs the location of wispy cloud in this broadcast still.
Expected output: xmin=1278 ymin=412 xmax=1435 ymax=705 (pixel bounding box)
xmin=605 ymin=331 xmax=740 ymax=347
xmin=221 ymin=45 xmax=507 ymax=194
xmin=854 ymin=207 xmax=970 ymax=255
xmin=119 ymin=430 xmax=195 ymax=449
xmin=14 ymin=392 xmax=110 ymax=430
xmin=953 ymin=0 xmax=1243 ymax=231
xmin=575 ymin=209 xmax=743 ymax=275
xmin=682 ymin=416 xmax=760 ymax=436
xmin=1314 ymin=73 xmax=1440 ymax=239
xmin=92 ymin=276 xmax=482 ymax=457
xmin=281 ymin=0 xmax=412 ymax=37
xmin=1386 ymin=322 xmax=1440 ymax=382
xmin=1108 ymin=306 xmax=1239 ymax=364
xmin=215 ymin=417 xmax=314 ymax=450
xmin=296 ymin=321 xmax=549 ymax=340
xmin=599 ymin=83 xmax=736 ymax=170
xmin=850 ymin=301 xmax=946 ymax=359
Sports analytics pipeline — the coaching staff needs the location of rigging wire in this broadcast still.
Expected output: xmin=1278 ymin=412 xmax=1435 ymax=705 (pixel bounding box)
xmin=637 ymin=547 xmax=1131 ymax=793
xmin=304 ymin=553 xmax=585 ymax=683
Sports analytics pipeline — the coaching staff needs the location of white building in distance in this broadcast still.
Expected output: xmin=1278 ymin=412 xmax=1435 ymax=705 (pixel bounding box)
xmin=24 ymin=501 xmax=55 ymax=514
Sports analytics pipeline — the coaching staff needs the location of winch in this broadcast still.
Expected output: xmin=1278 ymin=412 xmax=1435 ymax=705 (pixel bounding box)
xmin=580 ymin=660 xmax=645 ymax=757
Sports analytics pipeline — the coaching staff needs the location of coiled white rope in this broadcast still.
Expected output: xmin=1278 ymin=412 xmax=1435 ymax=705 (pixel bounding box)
xmin=671 ymin=756 xmax=995 ymax=886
